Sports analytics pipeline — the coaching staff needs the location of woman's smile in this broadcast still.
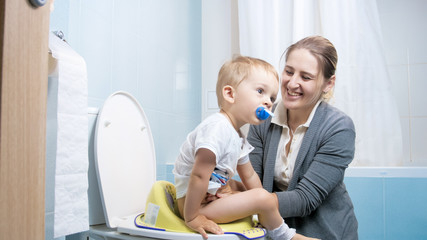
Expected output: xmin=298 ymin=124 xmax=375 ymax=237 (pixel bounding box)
xmin=287 ymin=89 xmax=302 ymax=97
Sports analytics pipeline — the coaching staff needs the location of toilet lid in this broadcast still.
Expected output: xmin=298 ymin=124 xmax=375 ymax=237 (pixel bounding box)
xmin=94 ymin=91 xmax=156 ymax=228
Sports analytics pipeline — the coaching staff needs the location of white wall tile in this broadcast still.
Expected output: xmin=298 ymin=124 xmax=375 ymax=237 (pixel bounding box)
xmin=400 ymin=117 xmax=411 ymax=165
xmin=377 ymin=0 xmax=409 ymax=66
xmin=378 ymin=0 xmax=427 ymax=65
xmin=409 ymin=64 xmax=427 ymax=117
xmin=408 ymin=37 xmax=427 ymax=65
xmin=410 ymin=117 xmax=427 ymax=165
xmin=405 ymin=0 xmax=427 ymax=64
xmin=202 ymin=0 xmax=235 ymax=120
xmin=378 ymin=0 xmax=427 ymax=165
xmin=388 ymin=65 xmax=410 ymax=117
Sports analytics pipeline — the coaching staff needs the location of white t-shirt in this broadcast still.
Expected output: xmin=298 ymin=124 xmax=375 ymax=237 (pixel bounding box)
xmin=173 ymin=113 xmax=254 ymax=198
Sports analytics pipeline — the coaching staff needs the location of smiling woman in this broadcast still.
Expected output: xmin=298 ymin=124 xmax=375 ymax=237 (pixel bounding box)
xmin=247 ymin=36 xmax=358 ymax=240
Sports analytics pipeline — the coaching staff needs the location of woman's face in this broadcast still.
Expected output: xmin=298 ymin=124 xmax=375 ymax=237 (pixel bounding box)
xmin=281 ymin=48 xmax=333 ymax=114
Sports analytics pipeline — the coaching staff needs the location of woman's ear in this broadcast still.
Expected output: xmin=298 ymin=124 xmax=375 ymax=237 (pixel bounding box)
xmin=222 ymin=85 xmax=235 ymax=104
xmin=323 ymin=75 xmax=336 ymax=93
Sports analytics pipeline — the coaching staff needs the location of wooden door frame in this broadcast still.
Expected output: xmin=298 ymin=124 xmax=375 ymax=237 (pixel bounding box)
xmin=0 ymin=0 xmax=51 ymax=239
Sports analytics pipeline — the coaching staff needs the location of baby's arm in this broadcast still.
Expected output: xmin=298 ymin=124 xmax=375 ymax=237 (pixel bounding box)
xmin=237 ymin=161 xmax=263 ymax=190
xmin=184 ymin=148 xmax=224 ymax=238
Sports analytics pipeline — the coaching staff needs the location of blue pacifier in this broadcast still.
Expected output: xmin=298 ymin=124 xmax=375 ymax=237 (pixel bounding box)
xmin=255 ymin=107 xmax=274 ymax=120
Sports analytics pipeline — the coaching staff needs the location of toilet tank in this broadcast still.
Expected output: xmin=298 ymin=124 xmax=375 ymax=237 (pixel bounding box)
xmin=87 ymin=107 xmax=105 ymax=225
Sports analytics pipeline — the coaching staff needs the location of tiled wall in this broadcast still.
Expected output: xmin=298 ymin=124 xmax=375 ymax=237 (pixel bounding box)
xmin=50 ymin=0 xmax=201 ymax=176
xmin=377 ymin=0 xmax=427 ymax=166
xmin=345 ymin=176 xmax=427 ymax=239
xmin=48 ymin=0 xmax=201 ymax=239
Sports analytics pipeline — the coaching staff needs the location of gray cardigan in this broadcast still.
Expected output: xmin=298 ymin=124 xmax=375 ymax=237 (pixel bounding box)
xmin=247 ymin=101 xmax=358 ymax=240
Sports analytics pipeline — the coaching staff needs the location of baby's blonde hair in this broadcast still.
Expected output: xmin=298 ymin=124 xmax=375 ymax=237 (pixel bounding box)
xmin=216 ymin=55 xmax=279 ymax=108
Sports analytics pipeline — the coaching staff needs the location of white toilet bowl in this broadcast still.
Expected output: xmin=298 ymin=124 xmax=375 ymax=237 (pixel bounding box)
xmin=89 ymin=91 xmax=265 ymax=240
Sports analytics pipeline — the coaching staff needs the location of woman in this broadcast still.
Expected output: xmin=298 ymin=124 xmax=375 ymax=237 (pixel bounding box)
xmin=247 ymin=36 xmax=358 ymax=239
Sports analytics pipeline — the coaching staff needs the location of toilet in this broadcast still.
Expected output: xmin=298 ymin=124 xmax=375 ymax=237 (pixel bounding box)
xmin=89 ymin=91 xmax=266 ymax=240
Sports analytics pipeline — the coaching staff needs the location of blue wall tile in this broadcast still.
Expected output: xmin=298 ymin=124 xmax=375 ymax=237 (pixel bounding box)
xmin=77 ymin=1 xmax=114 ymax=106
xmin=345 ymin=177 xmax=385 ymax=239
xmin=49 ymin=0 xmax=69 ymax=36
xmin=52 ymin=0 xmax=201 ymax=172
xmin=345 ymin=177 xmax=427 ymax=240
xmin=166 ymin=163 xmax=175 ymax=184
xmin=384 ymin=178 xmax=427 ymax=239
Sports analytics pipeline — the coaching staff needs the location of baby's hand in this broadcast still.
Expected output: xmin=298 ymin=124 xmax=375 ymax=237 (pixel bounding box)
xmin=202 ymin=193 xmax=218 ymax=204
xmin=215 ymin=183 xmax=234 ymax=198
xmin=185 ymin=214 xmax=223 ymax=239
xmin=203 ymin=184 xmax=234 ymax=203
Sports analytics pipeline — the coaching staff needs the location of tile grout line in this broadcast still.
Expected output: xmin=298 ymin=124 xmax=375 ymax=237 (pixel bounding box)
xmin=406 ymin=48 xmax=413 ymax=164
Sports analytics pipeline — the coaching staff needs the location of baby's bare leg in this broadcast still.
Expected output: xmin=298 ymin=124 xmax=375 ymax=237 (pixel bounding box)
xmin=199 ymin=188 xmax=283 ymax=230
xmin=177 ymin=197 xmax=185 ymax=219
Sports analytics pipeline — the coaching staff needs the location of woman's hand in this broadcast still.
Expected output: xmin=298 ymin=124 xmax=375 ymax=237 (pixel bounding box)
xmin=185 ymin=214 xmax=223 ymax=239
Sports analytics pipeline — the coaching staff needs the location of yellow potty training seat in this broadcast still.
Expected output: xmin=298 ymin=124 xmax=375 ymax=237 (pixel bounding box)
xmin=135 ymin=181 xmax=266 ymax=239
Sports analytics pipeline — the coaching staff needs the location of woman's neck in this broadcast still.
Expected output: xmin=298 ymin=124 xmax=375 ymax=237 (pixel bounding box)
xmin=286 ymin=107 xmax=312 ymax=131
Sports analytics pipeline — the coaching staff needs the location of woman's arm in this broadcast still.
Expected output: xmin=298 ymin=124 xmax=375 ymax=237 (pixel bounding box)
xmin=276 ymin=118 xmax=356 ymax=217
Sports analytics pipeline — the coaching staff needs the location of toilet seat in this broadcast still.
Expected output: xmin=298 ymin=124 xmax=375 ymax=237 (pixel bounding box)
xmin=95 ymin=91 xmax=156 ymax=229
xmin=93 ymin=91 xmax=265 ymax=240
